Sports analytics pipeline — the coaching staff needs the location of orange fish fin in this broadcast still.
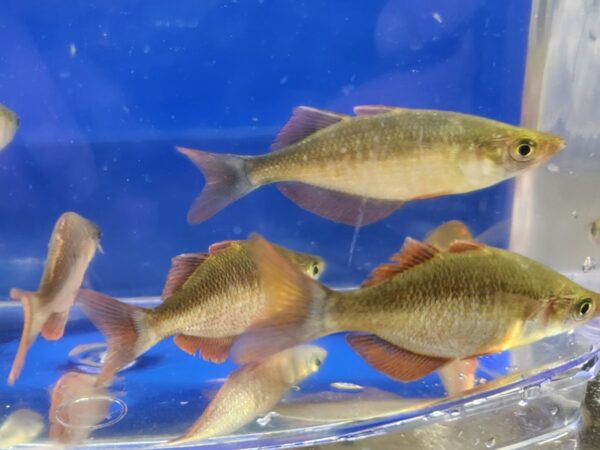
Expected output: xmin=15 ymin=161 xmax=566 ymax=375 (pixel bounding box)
xmin=232 ymin=234 xmax=328 ymax=364
xmin=353 ymin=105 xmax=404 ymax=116
xmin=448 ymin=240 xmax=484 ymax=253
xmin=362 ymin=238 xmax=439 ymax=287
xmin=277 ymin=182 xmax=404 ymax=226
xmin=41 ymin=311 xmax=69 ymax=340
xmin=271 ymin=106 xmax=349 ymax=151
xmin=8 ymin=288 xmax=44 ymax=385
xmin=77 ymin=289 xmax=155 ymax=385
xmin=424 ymin=220 xmax=474 ymax=251
xmin=346 ymin=333 xmax=451 ymax=382
xmin=173 ymin=335 xmax=234 ymax=363
xmin=162 ymin=253 xmax=209 ymax=299
xmin=438 ymin=357 xmax=478 ymax=396
xmin=208 ymin=240 xmax=238 ymax=254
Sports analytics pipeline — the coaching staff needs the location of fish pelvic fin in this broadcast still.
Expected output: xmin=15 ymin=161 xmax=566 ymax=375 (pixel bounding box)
xmin=8 ymin=288 xmax=46 ymax=385
xmin=176 ymin=147 xmax=254 ymax=224
xmin=232 ymin=234 xmax=328 ymax=365
xmin=77 ymin=289 xmax=158 ymax=385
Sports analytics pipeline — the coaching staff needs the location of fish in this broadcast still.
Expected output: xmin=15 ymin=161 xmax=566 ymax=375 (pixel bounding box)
xmin=8 ymin=212 xmax=101 ymax=385
xmin=0 ymin=103 xmax=18 ymax=152
xmin=77 ymin=239 xmax=325 ymax=385
xmin=49 ymin=372 xmax=112 ymax=445
xmin=232 ymin=234 xmax=600 ymax=384
xmin=0 ymin=409 xmax=44 ymax=448
xmin=165 ymin=345 xmax=326 ymax=445
xmin=177 ymin=105 xmax=565 ymax=226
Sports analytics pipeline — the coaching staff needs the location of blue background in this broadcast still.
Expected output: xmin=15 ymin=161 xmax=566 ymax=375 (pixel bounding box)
xmin=0 ymin=0 xmax=531 ymax=297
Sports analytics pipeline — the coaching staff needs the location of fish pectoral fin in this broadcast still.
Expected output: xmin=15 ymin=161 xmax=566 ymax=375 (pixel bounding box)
xmin=41 ymin=311 xmax=69 ymax=340
xmin=362 ymin=238 xmax=439 ymax=287
xmin=162 ymin=253 xmax=209 ymax=299
xmin=173 ymin=335 xmax=234 ymax=363
xmin=353 ymin=105 xmax=405 ymax=116
xmin=346 ymin=333 xmax=451 ymax=382
xmin=271 ymin=106 xmax=350 ymax=151
xmin=277 ymin=182 xmax=404 ymax=226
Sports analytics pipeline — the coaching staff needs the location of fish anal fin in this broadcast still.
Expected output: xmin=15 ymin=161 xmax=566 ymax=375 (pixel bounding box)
xmin=448 ymin=240 xmax=484 ymax=253
xmin=41 ymin=311 xmax=69 ymax=340
xmin=346 ymin=334 xmax=450 ymax=382
xmin=162 ymin=253 xmax=209 ymax=299
xmin=173 ymin=335 xmax=234 ymax=363
xmin=353 ymin=105 xmax=404 ymax=116
xmin=208 ymin=240 xmax=237 ymax=254
xmin=277 ymin=182 xmax=404 ymax=226
xmin=425 ymin=220 xmax=474 ymax=251
xmin=362 ymin=238 xmax=439 ymax=287
xmin=271 ymin=106 xmax=349 ymax=151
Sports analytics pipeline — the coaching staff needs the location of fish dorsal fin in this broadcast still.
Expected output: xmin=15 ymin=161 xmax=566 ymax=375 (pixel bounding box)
xmin=448 ymin=240 xmax=484 ymax=253
xmin=425 ymin=220 xmax=474 ymax=251
xmin=353 ymin=105 xmax=404 ymax=116
xmin=362 ymin=238 xmax=439 ymax=287
xmin=162 ymin=253 xmax=209 ymax=299
xmin=271 ymin=106 xmax=349 ymax=151
xmin=208 ymin=240 xmax=238 ymax=254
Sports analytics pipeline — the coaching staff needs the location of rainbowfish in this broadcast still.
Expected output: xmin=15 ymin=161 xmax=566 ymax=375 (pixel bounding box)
xmin=178 ymin=106 xmax=564 ymax=226
xmin=77 ymin=239 xmax=324 ymax=385
xmin=165 ymin=345 xmax=326 ymax=446
xmin=0 ymin=409 xmax=43 ymax=448
xmin=232 ymin=234 xmax=600 ymax=383
xmin=8 ymin=212 xmax=101 ymax=385
xmin=49 ymin=372 xmax=112 ymax=445
xmin=0 ymin=103 xmax=18 ymax=152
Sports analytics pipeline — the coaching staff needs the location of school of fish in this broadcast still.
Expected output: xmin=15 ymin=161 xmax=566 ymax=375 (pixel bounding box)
xmin=5 ymin=101 xmax=596 ymax=448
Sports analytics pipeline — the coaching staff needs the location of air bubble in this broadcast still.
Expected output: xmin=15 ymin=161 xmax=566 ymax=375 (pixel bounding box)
xmin=582 ymin=256 xmax=597 ymax=273
xmin=330 ymin=382 xmax=364 ymax=391
xmin=55 ymin=396 xmax=127 ymax=430
xmin=547 ymin=163 xmax=559 ymax=173
xmin=256 ymin=412 xmax=275 ymax=427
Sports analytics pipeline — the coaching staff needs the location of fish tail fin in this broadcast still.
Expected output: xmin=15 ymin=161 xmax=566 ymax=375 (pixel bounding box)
xmin=232 ymin=234 xmax=328 ymax=364
xmin=77 ymin=289 xmax=158 ymax=385
xmin=8 ymin=288 xmax=45 ymax=385
xmin=176 ymin=147 xmax=254 ymax=224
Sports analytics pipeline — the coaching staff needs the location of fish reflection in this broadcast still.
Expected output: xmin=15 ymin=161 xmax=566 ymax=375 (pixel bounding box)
xmin=166 ymin=345 xmax=327 ymax=446
xmin=49 ymin=372 xmax=118 ymax=445
xmin=8 ymin=212 xmax=102 ymax=385
xmin=0 ymin=103 xmax=18 ymax=152
xmin=0 ymin=409 xmax=43 ymax=448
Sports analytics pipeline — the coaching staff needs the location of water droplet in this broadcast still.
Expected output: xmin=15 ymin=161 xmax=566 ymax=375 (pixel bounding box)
xmin=69 ymin=43 xmax=77 ymax=57
xmin=55 ymin=396 xmax=127 ymax=430
xmin=571 ymin=210 xmax=579 ymax=219
xmin=279 ymin=76 xmax=288 ymax=85
xmin=485 ymin=436 xmax=496 ymax=448
xmin=583 ymin=256 xmax=597 ymax=273
xmin=69 ymin=343 xmax=136 ymax=374
xmin=518 ymin=399 xmax=528 ymax=407
xmin=233 ymin=225 xmax=242 ymax=235
xmin=432 ymin=12 xmax=443 ymax=23
xmin=448 ymin=408 xmax=461 ymax=417
xmin=550 ymin=406 xmax=559 ymax=415
xmin=330 ymin=382 xmax=364 ymax=391
xmin=547 ymin=163 xmax=559 ymax=173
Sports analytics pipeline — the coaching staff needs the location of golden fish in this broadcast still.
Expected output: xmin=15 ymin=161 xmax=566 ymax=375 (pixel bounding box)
xmin=178 ymin=105 xmax=564 ymax=226
xmin=233 ymin=234 xmax=600 ymax=383
xmin=8 ymin=212 xmax=101 ymax=385
xmin=49 ymin=372 xmax=112 ymax=445
xmin=0 ymin=103 xmax=18 ymax=152
xmin=0 ymin=409 xmax=43 ymax=448
xmin=165 ymin=345 xmax=326 ymax=445
xmin=77 ymin=239 xmax=325 ymax=385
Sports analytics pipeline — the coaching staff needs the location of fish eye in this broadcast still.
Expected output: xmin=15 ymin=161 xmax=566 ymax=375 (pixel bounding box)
xmin=314 ymin=357 xmax=322 ymax=368
xmin=511 ymin=139 xmax=536 ymax=162
xmin=312 ymin=263 xmax=319 ymax=277
xmin=573 ymin=298 xmax=594 ymax=320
